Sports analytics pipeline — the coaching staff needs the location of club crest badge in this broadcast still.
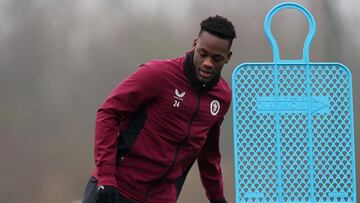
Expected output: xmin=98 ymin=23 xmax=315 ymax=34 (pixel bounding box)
xmin=210 ymin=100 xmax=220 ymax=116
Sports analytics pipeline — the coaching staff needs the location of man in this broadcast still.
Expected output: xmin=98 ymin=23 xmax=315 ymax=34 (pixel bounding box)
xmin=83 ymin=15 xmax=236 ymax=203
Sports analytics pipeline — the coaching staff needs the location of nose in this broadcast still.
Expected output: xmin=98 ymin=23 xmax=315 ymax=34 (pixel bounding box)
xmin=202 ymin=57 xmax=215 ymax=69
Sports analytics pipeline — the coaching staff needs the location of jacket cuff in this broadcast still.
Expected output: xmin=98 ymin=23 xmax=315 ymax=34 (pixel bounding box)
xmin=98 ymin=165 xmax=116 ymax=175
xmin=96 ymin=165 xmax=117 ymax=188
xmin=97 ymin=175 xmax=117 ymax=188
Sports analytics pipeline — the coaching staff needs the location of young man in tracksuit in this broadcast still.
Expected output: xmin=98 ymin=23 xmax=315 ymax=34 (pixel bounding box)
xmin=82 ymin=15 xmax=236 ymax=203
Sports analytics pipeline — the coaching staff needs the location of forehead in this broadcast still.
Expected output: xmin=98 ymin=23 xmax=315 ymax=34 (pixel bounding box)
xmin=197 ymin=31 xmax=231 ymax=54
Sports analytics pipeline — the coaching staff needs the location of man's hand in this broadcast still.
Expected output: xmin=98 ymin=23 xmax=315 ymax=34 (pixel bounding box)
xmin=95 ymin=185 xmax=120 ymax=203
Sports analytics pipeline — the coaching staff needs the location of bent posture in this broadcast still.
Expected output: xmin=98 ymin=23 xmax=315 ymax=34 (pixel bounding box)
xmin=83 ymin=15 xmax=236 ymax=203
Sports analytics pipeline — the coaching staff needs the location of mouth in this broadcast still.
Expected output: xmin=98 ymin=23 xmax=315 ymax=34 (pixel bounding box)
xmin=198 ymin=68 xmax=213 ymax=79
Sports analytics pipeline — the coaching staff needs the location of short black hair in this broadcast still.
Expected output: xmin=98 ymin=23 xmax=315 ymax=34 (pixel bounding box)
xmin=199 ymin=15 xmax=236 ymax=43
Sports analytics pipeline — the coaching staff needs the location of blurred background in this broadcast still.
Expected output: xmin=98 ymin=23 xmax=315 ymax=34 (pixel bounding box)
xmin=0 ymin=0 xmax=359 ymax=202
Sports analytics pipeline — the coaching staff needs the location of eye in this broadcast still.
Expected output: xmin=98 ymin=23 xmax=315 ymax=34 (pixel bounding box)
xmin=213 ymin=58 xmax=222 ymax=62
xmin=199 ymin=51 xmax=206 ymax=57
xmin=213 ymin=56 xmax=224 ymax=63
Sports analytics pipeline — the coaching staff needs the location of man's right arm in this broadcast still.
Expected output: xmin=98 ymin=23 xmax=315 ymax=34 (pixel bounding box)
xmin=94 ymin=63 xmax=162 ymax=187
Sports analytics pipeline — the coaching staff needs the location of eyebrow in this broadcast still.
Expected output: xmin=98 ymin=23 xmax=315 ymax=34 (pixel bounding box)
xmin=199 ymin=48 xmax=226 ymax=59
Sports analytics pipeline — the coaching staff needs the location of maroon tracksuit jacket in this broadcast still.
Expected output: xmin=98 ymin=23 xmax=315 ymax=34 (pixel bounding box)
xmin=91 ymin=52 xmax=231 ymax=203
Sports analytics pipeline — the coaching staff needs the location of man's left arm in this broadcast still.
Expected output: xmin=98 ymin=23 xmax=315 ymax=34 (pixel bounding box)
xmin=197 ymin=119 xmax=227 ymax=203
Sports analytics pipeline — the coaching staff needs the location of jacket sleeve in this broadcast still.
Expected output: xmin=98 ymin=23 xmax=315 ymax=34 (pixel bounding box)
xmin=94 ymin=63 xmax=162 ymax=187
xmin=197 ymin=118 xmax=226 ymax=202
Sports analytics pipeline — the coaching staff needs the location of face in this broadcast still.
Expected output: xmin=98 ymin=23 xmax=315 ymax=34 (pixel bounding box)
xmin=192 ymin=31 xmax=232 ymax=83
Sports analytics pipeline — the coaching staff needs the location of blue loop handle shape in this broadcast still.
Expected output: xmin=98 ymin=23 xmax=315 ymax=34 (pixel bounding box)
xmin=264 ymin=2 xmax=316 ymax=63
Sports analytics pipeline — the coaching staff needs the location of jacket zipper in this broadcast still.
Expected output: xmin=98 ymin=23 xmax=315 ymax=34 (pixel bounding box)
xmin=145 ymin=93 xmax=201 ymax=200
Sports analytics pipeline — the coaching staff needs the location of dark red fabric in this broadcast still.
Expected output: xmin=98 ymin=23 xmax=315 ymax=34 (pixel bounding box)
xmin=92 ymin=54 xmax=231 ymax=203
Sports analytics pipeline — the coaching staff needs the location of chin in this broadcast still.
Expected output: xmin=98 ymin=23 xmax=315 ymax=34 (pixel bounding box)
xmin=197 ymin=76 xmax=212 ymax=83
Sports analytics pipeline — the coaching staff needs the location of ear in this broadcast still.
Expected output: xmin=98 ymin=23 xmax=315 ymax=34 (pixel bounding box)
xmin=225 ymin=51 xmax=232 ymax=64
xmin=192 ymin=38 xmax=197 ymax=49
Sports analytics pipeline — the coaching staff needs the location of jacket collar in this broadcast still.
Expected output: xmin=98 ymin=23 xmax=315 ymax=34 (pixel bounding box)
xmin=184 ymin=51 xmax=220 ymax=92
